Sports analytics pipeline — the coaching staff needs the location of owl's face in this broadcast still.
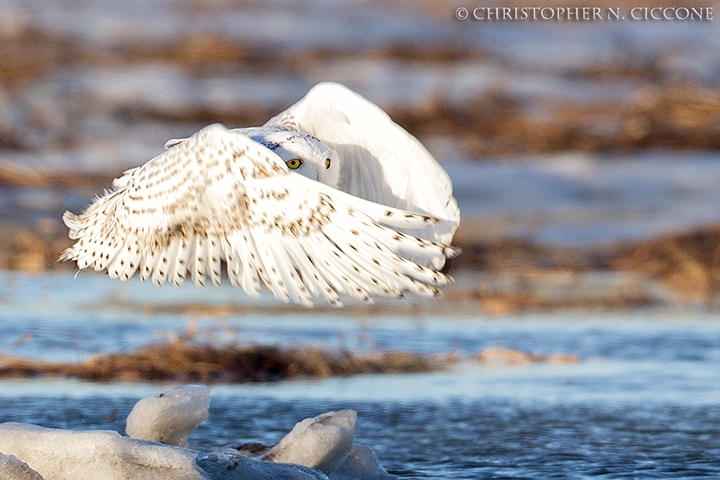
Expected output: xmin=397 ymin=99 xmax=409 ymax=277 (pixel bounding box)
xmin=257 ymin=130 xmax=340 ymax=188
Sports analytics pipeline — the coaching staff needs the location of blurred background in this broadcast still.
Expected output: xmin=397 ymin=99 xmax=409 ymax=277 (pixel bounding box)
xmin=2 ymin=0 xmax=720 ymax=309
xmin=2 ymin=2 xmax=720 ymax=478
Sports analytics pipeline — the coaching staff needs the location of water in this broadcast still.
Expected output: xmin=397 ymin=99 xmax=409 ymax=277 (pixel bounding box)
xmin=1 ymin=271 xmax=720 ymax=478
xmin=2 ymin=1 xmax=720 ymax=477
xmin=4 ymin=393 xmax=720 ymax=478
xmin=447 ymin=152 xmax=720 ymax=245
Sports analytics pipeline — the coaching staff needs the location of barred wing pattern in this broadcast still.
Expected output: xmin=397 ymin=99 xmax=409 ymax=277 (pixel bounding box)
xmin=263 ymin=82 xmax=460 ymax=267
xmin=61 ymin=124 xmax=457 ymax=307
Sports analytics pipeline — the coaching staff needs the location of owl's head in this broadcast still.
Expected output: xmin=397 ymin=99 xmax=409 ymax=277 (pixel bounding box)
xmin=256 ymin=130 xmax=340 ymax=188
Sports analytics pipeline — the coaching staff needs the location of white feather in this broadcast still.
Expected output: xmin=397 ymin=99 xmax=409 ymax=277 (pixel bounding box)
xmin=206 ymin=235 xmax=223 ymax=286
xmin=263 ymin=82 xmax=460 ymax=269
xmin=190 ymin=235 xmax=207 ymax=287
xmin=61 ymin=87 xmax=460 ymax=306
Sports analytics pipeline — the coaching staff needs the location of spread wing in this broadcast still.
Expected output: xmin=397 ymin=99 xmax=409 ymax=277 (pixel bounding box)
xmin=61 ymin=124 xmax=458 ymax=307
xmin=262 ymin=82 xmax=460 ymax=268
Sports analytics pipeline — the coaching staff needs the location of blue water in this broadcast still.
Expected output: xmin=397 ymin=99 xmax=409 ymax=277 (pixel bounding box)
xmin=3 ymin=393 xmax=720 ymax=478
xmin=1 ymin=271 xmax=720 ymax=478
xmin=2 ymin=1 xmax=720 ymax=476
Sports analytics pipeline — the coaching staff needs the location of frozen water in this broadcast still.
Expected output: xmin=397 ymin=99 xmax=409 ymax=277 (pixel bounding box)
xmin=197 ymin=449 xmax=329 ymax=480
xmin=0 ymin=453 xmax=44 ymax=480
xmin=263 ymin=410 xmax=356 ymax=475
xmin=0 ymin=423 xmax=203 ymax=480
xmin=0 ymin=423 xmax=334 ymax=480
xmin=0 ymin=384 xmax=385 ymax=480
xmin=329 ymin=444 xmax=397 ymax=480
xmin=0 ymin=411 xmax=375 ymax=480
xmin=126 ymin=385 xmax=211 ymax=447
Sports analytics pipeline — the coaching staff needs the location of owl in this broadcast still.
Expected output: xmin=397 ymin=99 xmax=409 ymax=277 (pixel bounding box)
xmin=62 ymin=83 xmax=460 ymax=307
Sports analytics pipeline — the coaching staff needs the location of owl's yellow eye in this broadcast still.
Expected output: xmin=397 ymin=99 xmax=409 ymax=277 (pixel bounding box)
xmin=325 ymin=158 xmax=331 ymax=169
xmin=285 ymin=158 xmax=303 ymax=170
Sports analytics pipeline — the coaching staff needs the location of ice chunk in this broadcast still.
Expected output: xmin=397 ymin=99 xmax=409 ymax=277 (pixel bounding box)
xmin=263 ymin=410 xmax=356 ymax=475
xmin=0 ymin=452 xmax=45 ymax=480
xmin=0 ymin=423 xmax=204 ymax=480
xmin=197 ymin=449 xmax=328 ymax=480
xmin=0 ymin=387 xmax=384 ymax=480
xmin=0 ymin=422 xmax=335 ymax=480
xmin=126 ymin=385 xmax=211 ymax=447
xmin=329 ymin=444 xmax=398 ymax=480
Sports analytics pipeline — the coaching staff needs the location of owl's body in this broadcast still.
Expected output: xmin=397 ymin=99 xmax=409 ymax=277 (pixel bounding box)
xmin=62 ymin=83 xmax=460 ymax=306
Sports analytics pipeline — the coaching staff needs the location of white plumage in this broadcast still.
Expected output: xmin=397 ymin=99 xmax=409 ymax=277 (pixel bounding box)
xmin=62 ymin=83 xmax=460 ymax=306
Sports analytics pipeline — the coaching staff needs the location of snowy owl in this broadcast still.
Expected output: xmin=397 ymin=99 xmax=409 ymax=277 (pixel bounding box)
xmin=61 ymin=82 xmax=460 ymax=307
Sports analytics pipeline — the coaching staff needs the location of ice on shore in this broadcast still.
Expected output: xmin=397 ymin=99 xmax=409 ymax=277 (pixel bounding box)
xmin=0 ymin=452 xmax=45 ymax=480
xmin=0 ymin=423 xmax=203 ymax=480
xmin=263 ymin=410 xmax=356 ymax=475
xmin=330 ymin=444 xmax=398 ymax=480
xmin=125 ymin=384 xmax=211 ymax=447
xmin=0 ymin=385 xmax=397 ymax=480
xmin=197 ymin=449 xmax=329 ymax=480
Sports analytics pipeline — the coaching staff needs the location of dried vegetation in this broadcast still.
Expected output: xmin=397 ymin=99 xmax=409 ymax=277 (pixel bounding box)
xmin=2 ymin=14 xmax=720 ymax=309
xmin=0 ymin=333 xmax=578 ymax=383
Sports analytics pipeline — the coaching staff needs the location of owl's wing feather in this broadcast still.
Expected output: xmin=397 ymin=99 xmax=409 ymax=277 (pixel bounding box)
xmin=61 ymin=124 xmax=456 ymax=307
xmin=264 ymin=82 xmax=460 ymax=269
